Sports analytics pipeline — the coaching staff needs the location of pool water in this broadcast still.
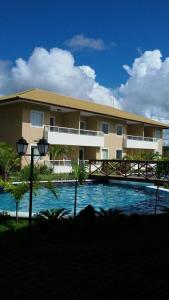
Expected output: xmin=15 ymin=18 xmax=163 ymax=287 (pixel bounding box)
xmin=0 ymin=181 xmax=169 ymax=215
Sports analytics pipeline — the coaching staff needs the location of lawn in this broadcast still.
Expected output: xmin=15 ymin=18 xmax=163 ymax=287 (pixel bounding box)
xmin=0 ymin=214 xmax=169 ymax=299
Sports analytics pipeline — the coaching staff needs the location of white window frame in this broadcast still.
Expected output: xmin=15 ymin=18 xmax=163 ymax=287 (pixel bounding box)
xmin=116 ymin=149 xmax=123 ymax=159
xmin=116 ymin=124 xmax=123 ymax=136
xmin=101 ymin=122 xmax=110 ymax=135
xmin=101 ymin=148 xmax=109 ymax=159
xmin=30 ymin=110 xmax=44 ymax=128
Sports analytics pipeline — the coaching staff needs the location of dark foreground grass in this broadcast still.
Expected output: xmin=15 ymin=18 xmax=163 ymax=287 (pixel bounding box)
xmin=1 ymin=214 xmax=169 ymax=299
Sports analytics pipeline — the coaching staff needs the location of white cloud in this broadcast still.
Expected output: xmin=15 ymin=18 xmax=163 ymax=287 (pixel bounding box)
xmin=65 ymin=34 xmax=106 ymax=51
xmin=0 ymin=46 xmax=118 ymax=107
xmin=118 ymin=50 xmax=169 ymax=123
xmin=2 ymin=46 xmax=169 ymax=129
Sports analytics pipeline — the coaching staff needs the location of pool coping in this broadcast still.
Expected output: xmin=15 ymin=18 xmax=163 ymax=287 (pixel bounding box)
xmin=12 ymin=179 xmax=95 ymax=184
xmin=146 ymin=185 xmax=169 ymax=193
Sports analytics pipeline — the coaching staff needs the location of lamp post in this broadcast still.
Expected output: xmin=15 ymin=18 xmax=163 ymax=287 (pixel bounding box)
xmin=16 ymin=137 xmax=49 ymax=234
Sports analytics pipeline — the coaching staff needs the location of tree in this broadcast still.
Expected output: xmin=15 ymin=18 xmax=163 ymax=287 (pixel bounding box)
xmin=36 ymin=208 xmax=70 ymax=223
xmin=0 ymin=181 xmax=29 ymax=222
xmin=71 ymin=161 xmax=88 ymax=217
xmin=0 ymin=142 xmax=20 ymax=180
xmin=49 ymin=145 xmax=73 ymax=160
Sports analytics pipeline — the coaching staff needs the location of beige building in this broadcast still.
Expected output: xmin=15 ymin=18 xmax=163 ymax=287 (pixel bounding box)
xmin=0 ymin=88 xmax=168 ymax=172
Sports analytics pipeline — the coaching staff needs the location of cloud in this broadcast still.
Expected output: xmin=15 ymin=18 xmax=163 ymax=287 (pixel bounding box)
xmin=118 ymin=49 xmax=169 ymax=123
xmin=65 ymin=34 xmax=106 ymax=51
xmin=0 ymin=46 xmax=118 ymax=107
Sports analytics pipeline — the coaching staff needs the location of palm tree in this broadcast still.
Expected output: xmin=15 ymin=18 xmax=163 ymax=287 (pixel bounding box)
xmin=1 ymin=181 xmax=29 ymax=222
xmin=0 ymin=142 xmax=20 ymax=180
xmin=0 ymin=175 xmax=58 ymax=223
xmin=71 ymin=161 xmax=88 ymax=217
xmin=96 ymin=207 xmax=123 ymax=218
xmin=49 ymin=145 xmax=73 ymax=160
xmin=36 ymin=208 xmax=70 ymax=223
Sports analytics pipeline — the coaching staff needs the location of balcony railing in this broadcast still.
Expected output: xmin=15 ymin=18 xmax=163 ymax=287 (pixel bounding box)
xmin=124 ymin=135 xmax=160 ymax=150
xmin=126 ymin=135 xmax=159 ymax=142
xmin=44 ymin=125 xmax=104 ymax=147
xmin=44 ymin=125 xmax=104 ymax=136
xmin=45 ymin=160 xmax=100 ymax=173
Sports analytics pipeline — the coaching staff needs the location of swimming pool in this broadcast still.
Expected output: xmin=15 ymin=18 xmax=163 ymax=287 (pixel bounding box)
xmin=0 ymin=181 xmax=169 ymax=215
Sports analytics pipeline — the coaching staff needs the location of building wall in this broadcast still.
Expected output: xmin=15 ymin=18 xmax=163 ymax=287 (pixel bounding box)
xmin=127 ymin=124 xmax=144 ymax=136
xmin=0 ymin=103 xmax=22 ymax=146
xmin=157 ymin=139 xmax=163 ymax=154
xmin=0 ymin=101 xmax=164 ymax=165
xmin=80 ymin=116 xmax=98 ymax=131
xmin=96 ymin=117 xmax=127 ymax=159
xmin=50 ymin=111 xmax=62 ymax=126
xmin=84 ymin=147 xmax=100 ymax=160
xmin=144 ymin=126 xmax=154 ymax=137
xmin=22 ymin=103 xmax=49 ymax=144
xmin=62 ymin=111 xmax=80 ymax=128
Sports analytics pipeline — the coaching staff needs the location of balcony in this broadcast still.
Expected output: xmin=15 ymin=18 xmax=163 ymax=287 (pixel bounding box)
xmin=124 ymin=135 xmax=159 ymax=150
xmin=44 ymin=125 xmax=104 ymax=147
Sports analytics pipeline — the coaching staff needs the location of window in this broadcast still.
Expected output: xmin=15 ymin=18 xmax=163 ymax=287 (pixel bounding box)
xmin=30 ymin=110 xmax=44 ymax=127
xmin=116 ymin=125 xmax=123 ymax=136
xmin=101 ymin=122 xmax=109 ymax=134
xmin=116 ymin=149 xmax=123 ymax=159
xmin=101 ymin=148 xmax=109 ymax=159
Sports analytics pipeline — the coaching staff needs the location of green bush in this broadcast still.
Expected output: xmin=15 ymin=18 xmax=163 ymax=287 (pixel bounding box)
xmin=38 ymin=163 xmax=53 ymax=175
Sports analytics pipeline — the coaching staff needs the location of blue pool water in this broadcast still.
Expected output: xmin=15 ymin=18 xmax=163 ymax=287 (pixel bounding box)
xmin=0 ymin=181 xmax=169 ymax=215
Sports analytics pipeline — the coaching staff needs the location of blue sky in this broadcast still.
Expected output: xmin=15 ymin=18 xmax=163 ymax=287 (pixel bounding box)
xmin=1 ymin=0 xmax=169 ymax=121
xmin=1 ymin=0 xmax=169 ymax=87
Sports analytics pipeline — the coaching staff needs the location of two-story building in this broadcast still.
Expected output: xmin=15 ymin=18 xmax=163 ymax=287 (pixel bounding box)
xmin=0 ymin=88 xmax=168 ymax=172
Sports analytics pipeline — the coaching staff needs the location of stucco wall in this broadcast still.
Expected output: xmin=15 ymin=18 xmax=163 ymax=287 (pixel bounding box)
xmin=0 ymin=101 xmax=164 ymax=165
xmin=0 ymin=103 xmax=22 ymax=146
xmin=127 ymin=124 xmax=144 ymax=136
xmin=22 ymin=103 xmax=49 ymax=144
xmin=97 ymin=117 xmax=127 ymax=159
xmin=85 ymin=147 xmax=100 ymax=160
xmin=62 ymin=111 xmax=80 ymax=128
xmin=144 ymin=126 xmax=154 ymax=137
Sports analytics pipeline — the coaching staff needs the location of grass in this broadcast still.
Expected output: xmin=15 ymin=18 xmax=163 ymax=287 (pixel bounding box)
xmin=0 ymin=218 xmax=28 ymax=232
xmin=1 ymin=213 xmax=169 ymax=299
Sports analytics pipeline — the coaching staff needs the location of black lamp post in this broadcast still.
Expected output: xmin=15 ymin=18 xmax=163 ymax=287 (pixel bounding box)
xmin=16 ymin=137 xmax=49 ymax=234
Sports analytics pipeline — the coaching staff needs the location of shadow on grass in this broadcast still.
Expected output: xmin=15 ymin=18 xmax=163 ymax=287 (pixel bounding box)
xmin=1 ymin=209 xmax=169 ymax=299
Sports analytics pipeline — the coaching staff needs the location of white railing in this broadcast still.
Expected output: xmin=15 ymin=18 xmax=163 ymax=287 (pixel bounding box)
xmin=47 ymin=160 xmax=72 ymax=166
xmin=45 ymin=160 xmax=100 ymax=173
xmin=46 ymin=160 xmax=72 ymax=173
xmin=44 ymin=125 xmax=104 ymax=137
xmin=126 ymin=135 xmax=159 ymax=142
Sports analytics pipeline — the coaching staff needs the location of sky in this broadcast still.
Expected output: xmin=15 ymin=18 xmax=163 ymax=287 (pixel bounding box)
xmin=1 ymin=0 xmax=169 ymax=123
